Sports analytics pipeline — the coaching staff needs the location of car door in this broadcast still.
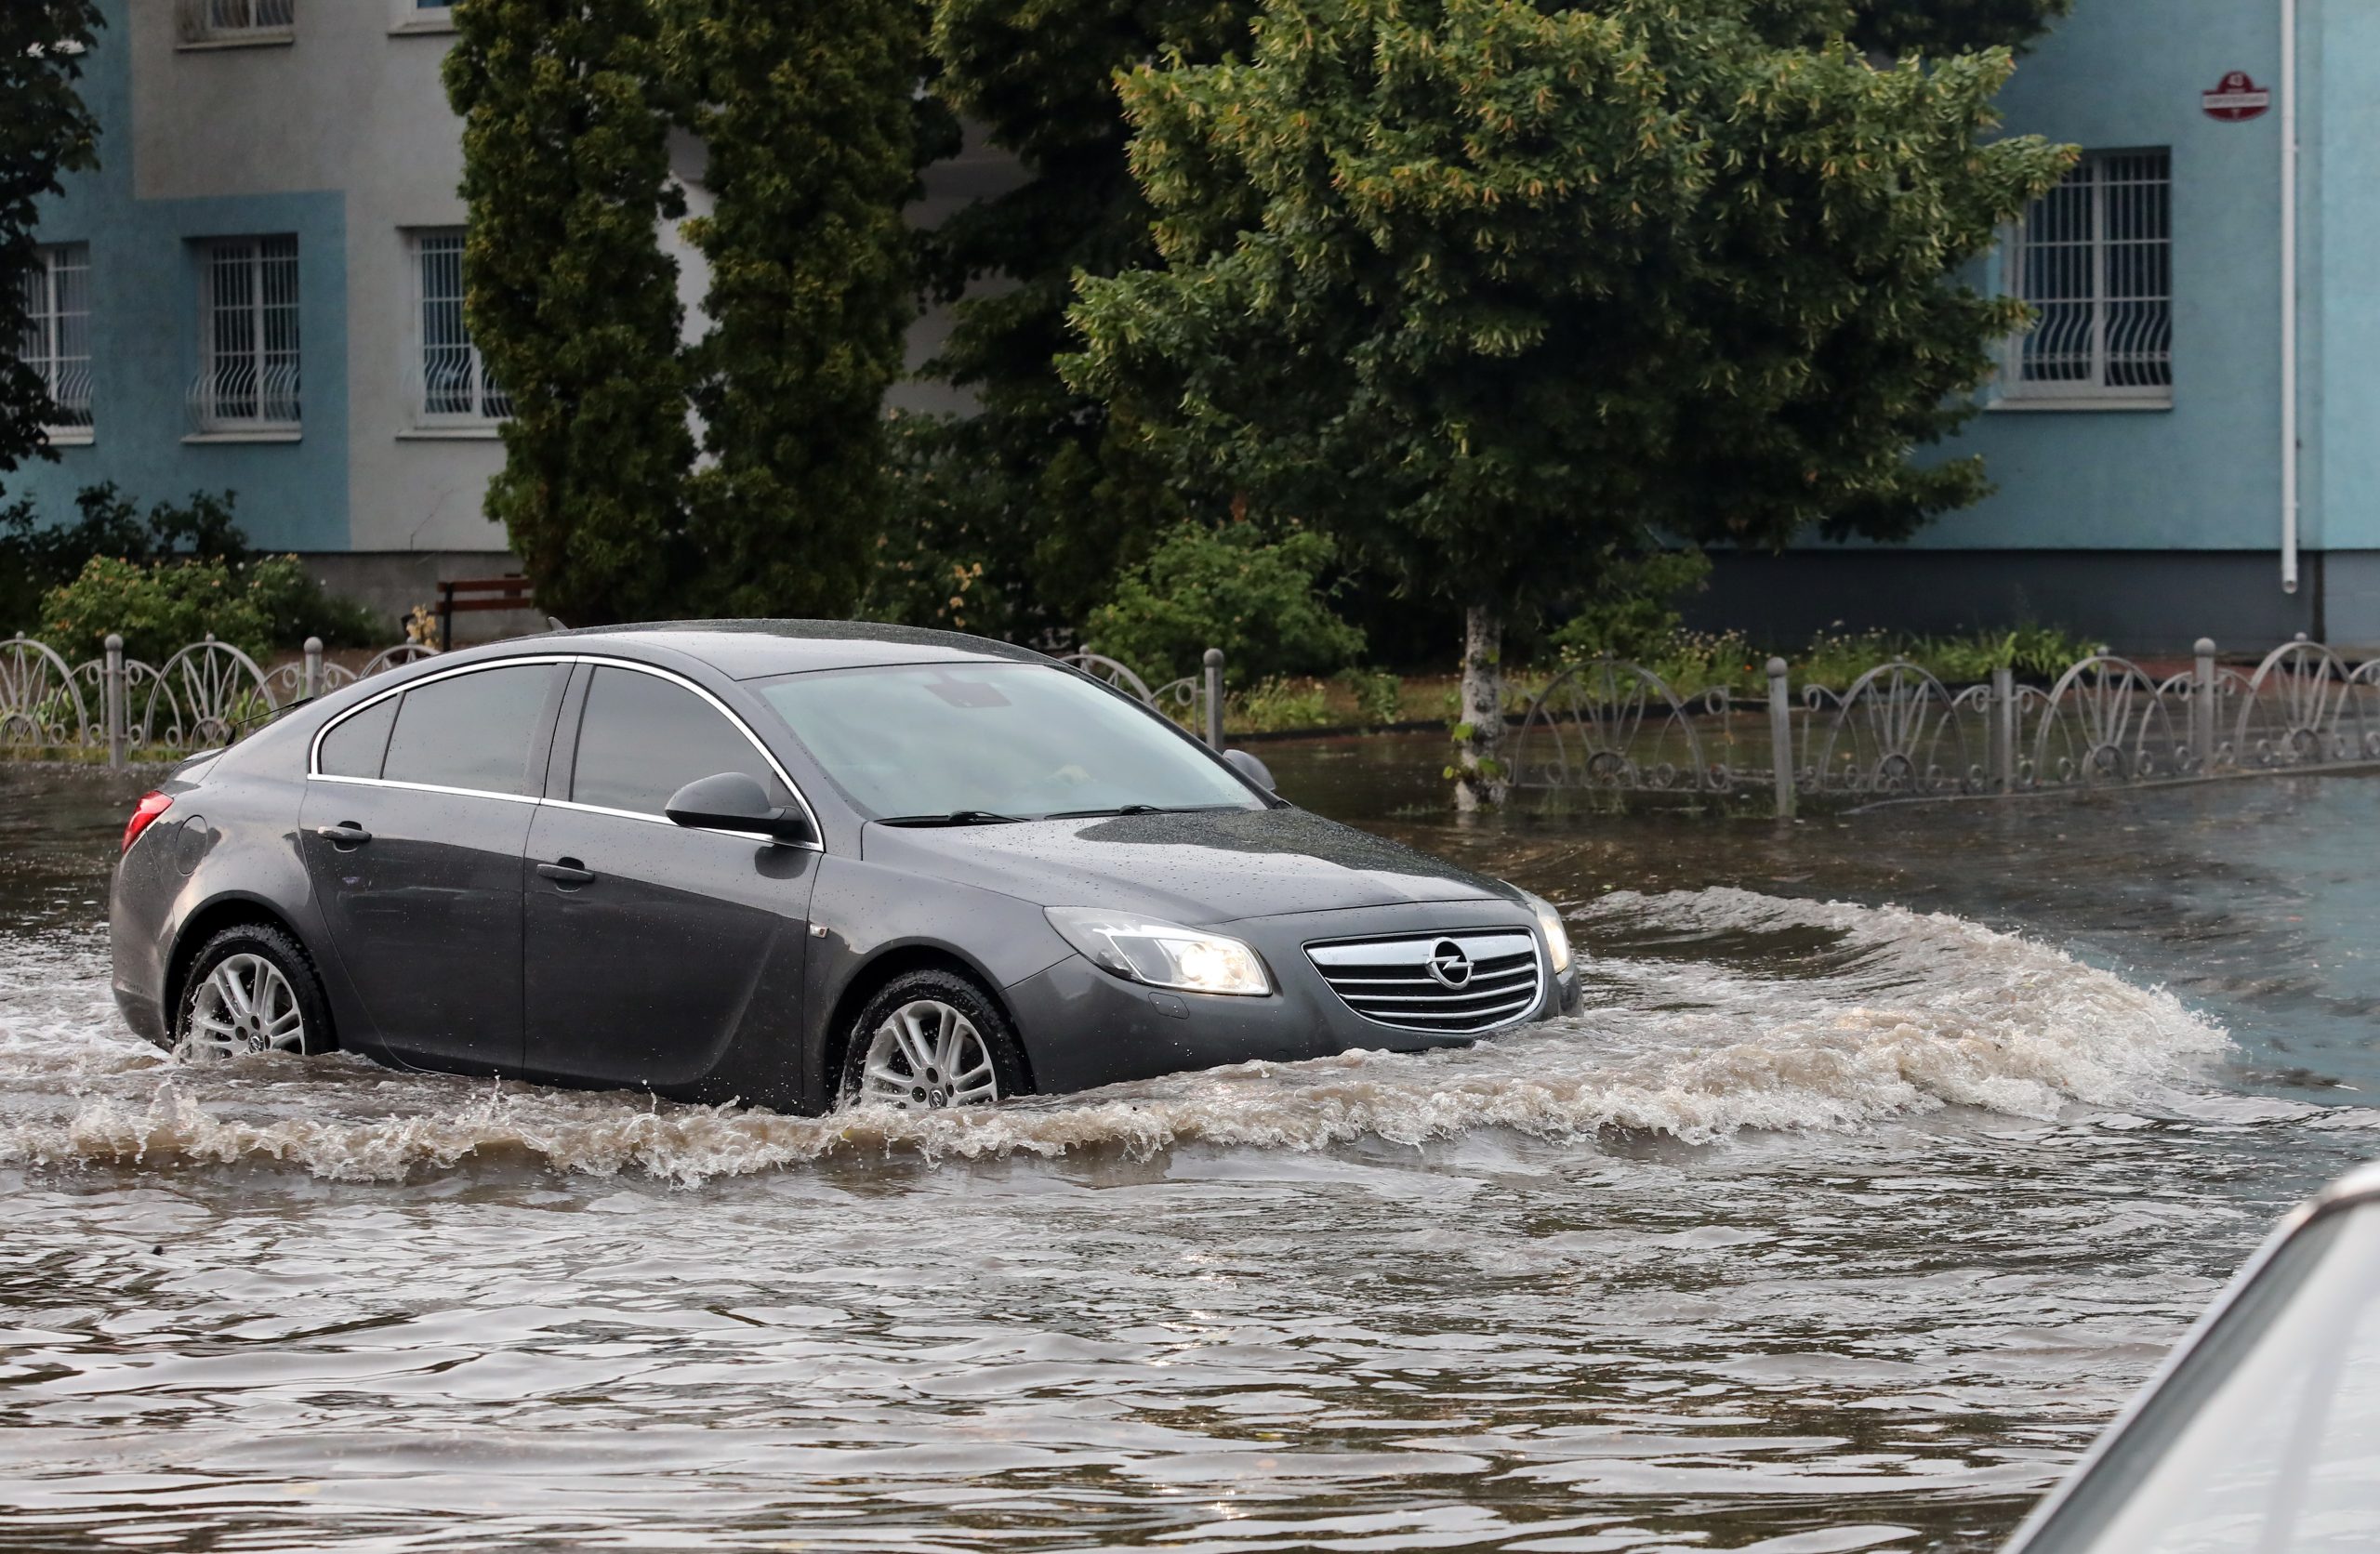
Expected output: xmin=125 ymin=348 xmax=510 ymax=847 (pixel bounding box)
xmin=298 ymin=660 xmax=566 ymax=1070
xmin=522 ymin=663 xmax=817 ymax=1091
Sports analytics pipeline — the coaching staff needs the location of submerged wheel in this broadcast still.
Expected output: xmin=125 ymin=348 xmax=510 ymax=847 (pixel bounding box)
xmin=838 ymin=969 xmax=1029 ymax=1112
xmin=174 ymin=923 xmax=334 ymax=1062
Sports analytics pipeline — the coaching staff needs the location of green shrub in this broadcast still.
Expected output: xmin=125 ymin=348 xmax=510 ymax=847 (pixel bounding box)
xmin=42 ymin=556 xmax=273 ymax=664
xmin=1338 ymin=666 xmax=1404 ymax=728
xmin=244 ymin=555 xmax=387 ymax=648
xmin=1230 ymin=676 xmax=1332 ymax=733
xmin=1085 ymin=521 xmax=1365 ymax=685
xmin=1548 ymin=548 xmax=1713 ymax=664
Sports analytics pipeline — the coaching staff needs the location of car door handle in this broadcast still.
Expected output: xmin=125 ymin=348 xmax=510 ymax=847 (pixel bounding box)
xmin=537 ymin=861 xmax=596 ymax=887
xmin=312 ymin=823 xmax=372 ymax=846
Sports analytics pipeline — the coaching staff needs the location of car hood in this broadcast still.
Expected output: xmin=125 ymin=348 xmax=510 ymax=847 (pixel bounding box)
xmin=859 ymin=806 xmax=1524 ymax=926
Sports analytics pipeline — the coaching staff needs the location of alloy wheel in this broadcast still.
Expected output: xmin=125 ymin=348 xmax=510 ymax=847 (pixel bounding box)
xmin=178 ymin=953 xmax=307 ymax=1060
xmin=855 ymin=999 xmax=1000 ymax=1110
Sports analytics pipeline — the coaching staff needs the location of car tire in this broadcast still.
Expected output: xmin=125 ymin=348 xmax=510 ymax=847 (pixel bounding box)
xmin=173 ymin=922 xmax=337 ymax=1062
xmin=837 ymin=968 xmax=1031 ymax=1112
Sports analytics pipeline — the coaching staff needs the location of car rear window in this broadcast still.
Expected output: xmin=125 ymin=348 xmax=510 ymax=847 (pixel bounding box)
xmin=568 ymin=666 xmax=785 ymax=816
xmin=316 ymin=695 xmax=397 ymax=780
xmin=380 ymin=665 xmax=561 ymax=797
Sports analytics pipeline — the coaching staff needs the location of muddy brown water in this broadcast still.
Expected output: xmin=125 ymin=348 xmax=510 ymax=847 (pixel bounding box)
xmin=3 ymin=744 xmax=2375 ymax=1552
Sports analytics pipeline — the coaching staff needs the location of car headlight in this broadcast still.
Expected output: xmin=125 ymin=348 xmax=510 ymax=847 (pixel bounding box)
xmin=1044 ymin=907 xmax=1272 ymax=996
xmin=1515 ymin=888 xmax=1574 ymax=975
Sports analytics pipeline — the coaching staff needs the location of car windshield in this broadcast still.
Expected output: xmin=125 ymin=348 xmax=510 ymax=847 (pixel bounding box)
xmin=2020 ymin=1195 xmax=2380 ymax=1553
xmin=756 ymin=662 xmax=1263 ymax=823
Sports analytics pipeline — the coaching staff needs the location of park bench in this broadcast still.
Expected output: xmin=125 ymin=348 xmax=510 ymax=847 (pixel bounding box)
xmin=435 ymin=574 xmax=536 ymax=651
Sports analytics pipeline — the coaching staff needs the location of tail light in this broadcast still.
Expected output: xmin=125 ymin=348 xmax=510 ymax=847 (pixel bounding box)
xmin=123 ymin=791 xmax=175 ymax=855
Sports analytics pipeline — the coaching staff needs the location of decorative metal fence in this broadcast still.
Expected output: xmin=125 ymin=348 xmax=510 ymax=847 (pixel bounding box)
xmin=1058 ymin=647 xmax=1225 ymax=747
xmin=2 ymin=633 xmax=440 ymax=768
xmin=1513 ymin=636 xmax=2380 ymax=815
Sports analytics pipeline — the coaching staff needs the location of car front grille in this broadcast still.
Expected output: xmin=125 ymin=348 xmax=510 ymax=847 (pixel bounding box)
xmin=1304 ymin=928 xmax=1544 ymax=1035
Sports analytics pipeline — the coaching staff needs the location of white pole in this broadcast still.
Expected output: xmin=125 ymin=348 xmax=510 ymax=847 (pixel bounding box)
xmin=2281 ymin=0 xmax=2300 ymax=594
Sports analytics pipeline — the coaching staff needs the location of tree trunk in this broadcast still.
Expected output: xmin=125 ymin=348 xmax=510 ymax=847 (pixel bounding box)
xmin=1454 ymin=605 xmax=1508 ymax=812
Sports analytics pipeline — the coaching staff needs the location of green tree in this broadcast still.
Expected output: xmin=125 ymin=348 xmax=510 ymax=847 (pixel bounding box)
xmin=1067 ymin=0 xmax=2071 ymax=808
xmin=670 ymin=0 xmax=924 ymax=619
xmin=445 ymin=0 xmax=695 ymax=626
xmin=0 ymin=1 xmax=104 ymax=483
xmin=908 ymin=0 xmax=1258 ymax=635
xmin=1844 ymin=0 xmax=2070 ymax=56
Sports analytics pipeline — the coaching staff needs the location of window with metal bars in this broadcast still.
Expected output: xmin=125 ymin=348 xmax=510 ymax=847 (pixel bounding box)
xmin=191 ymin=236 xmax=300 ymax=434
xmin=177 ymin=0 xmax=296 ymax=45
xmin=18 ymin=244 xmax=93 ymax=436
xmin=2003 ymin=149 xmax=2173 ymax=404
xmin=409 ymin=230 xmax=510 ymax=426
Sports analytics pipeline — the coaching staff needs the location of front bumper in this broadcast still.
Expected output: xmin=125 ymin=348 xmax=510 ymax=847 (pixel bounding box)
xmin=1005 ymin=899 xmax=1581 ymax=1096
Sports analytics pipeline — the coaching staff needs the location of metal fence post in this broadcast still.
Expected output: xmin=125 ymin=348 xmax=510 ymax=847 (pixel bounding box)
xmin=1202 ymin=648 xmax=1225 ymax=749
xmin=303 ymin=636 xmax=323 ymax=701
xmin=2194 ymin=637 xmax=2217 ymax=771
xmin=104 ymin=633 xmax=125 ymax=770
xmin=1991 ymin=665 xmax=2016 ymax=793
xmin=1765 ymin=657 xmax=1794 ymax=819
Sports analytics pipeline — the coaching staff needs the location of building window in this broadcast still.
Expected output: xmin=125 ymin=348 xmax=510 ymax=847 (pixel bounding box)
xmin=177 ymin=0 xmax=296 ymax=46
xmin=191 ymin=236 xmax=300 ymax=435
xmin=2003 ymin=149 xmax=2173 ymax=405
xmin=409 ymin=230 xmax=509 ymax=427
xmin=18 ymin=244 xmax=93 ymax=439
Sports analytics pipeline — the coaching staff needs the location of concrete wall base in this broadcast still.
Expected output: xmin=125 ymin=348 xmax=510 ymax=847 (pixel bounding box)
xmin=295 ymin=550 xmax=542 ymax=646
xmin=1687 ymin=550 xmax=2380 ymax=658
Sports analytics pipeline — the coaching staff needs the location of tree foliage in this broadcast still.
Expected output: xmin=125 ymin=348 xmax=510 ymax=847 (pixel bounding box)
xmin=906 ymin=0 xmax=1258 ymax=635
xmin=1065 ymin=0 xmax=2072 ymax=803
xmin=447 ymin=0 xmax=920 ymax=626
xmin=0 ymin=0 xmax=104 ymax=482
xmin=671 ymin=0 xmax=923 ymax=619
xmin=1844 ymin=0 xmax=2071 ymax=56
xmin=445 ymin=0 xmax=694 ymax=626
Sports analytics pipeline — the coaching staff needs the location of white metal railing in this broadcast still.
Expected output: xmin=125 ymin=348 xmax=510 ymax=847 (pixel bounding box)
xmin=46 ymin=361 xmax=94 ymax=430
xmin=177 ymin=0 xmax=295 ymax=44
xmin=188 ymin=361 xmax=301 ymax=435
xmin=2003 ymin=149 xmax=2173 ymax=402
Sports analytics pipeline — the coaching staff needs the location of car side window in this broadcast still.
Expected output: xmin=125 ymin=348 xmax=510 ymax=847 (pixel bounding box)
xmin=380 ymin=665 xmax=562 ymax=797
xmin=570 ymin=666 xmax=785 ymax=817
xmin=316 ymin=696 xmax=398 ymax=780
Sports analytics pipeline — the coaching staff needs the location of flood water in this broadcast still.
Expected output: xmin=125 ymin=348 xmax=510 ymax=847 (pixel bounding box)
xmin=4 ymin=744 xmax=2376 ymax=1552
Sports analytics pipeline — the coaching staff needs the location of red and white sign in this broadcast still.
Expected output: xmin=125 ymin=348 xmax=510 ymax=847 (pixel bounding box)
xmin=2202 ymin=71 xmax=2272 ymax=122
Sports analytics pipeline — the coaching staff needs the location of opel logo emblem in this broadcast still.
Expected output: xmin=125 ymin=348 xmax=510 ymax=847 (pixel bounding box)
xmin=1426 ymin=940 xmax=1474 ymax=989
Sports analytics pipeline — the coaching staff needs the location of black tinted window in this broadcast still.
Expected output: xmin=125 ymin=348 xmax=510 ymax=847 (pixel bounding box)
xmin=317 ymin=696 xmax=396 ymax=779
xmin=381 ymin=665 xmax=560 ymax=796
xmin=571 ymin=667 xmax=782 ymax=816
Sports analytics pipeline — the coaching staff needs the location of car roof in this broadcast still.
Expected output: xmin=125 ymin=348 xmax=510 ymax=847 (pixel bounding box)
xmin=529 ymin=620 xmax=1048 ymax=680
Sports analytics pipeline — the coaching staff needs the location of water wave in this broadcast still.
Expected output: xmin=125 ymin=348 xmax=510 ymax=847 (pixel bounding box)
xmin=0 ymin=889 xmax=2234 ymax=1183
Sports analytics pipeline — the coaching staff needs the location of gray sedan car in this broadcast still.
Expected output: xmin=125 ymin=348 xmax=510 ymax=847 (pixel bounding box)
xmin=110 ymin=622 xmax=1580 ymax=1113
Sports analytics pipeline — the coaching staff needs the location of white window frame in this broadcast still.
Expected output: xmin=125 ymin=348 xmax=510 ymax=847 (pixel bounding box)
xmin=19 ymin=243 xmax=93 ymax=444
xmin=405 ymin=229 xmax=509 ymax=434
xmin=188 ymin=235 xmax=301 ymax=440
xmin=176 ymin=0 xmax=296 ymax=48
xmin=1998 ymin=148 xmax=2174 ymax=410
xmin=390 ymin=0 xmax=457 ymax=34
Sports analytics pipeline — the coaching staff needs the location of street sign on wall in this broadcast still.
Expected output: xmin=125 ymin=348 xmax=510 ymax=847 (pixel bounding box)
xmin=2202 ymin=71 xmax=2272 ymax=122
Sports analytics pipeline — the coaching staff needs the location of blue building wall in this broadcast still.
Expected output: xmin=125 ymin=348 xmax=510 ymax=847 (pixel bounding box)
xmin=11 ymin=0 xmax=350 ymax=555
xmin=1927 ymin=0 xmax=2282 ymax=555
xmin=1698 ymin=0 xmax=2380 ymax=653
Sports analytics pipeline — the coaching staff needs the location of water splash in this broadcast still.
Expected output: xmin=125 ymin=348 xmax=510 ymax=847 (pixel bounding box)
xmin=0 ymin=889 xmax=2233 ymax=1185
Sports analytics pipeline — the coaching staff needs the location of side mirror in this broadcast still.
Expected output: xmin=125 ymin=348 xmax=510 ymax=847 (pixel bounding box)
xmin=665 ymin=771 xmax=816 ymax=846
xmin=1223 ymin=747 xmax=1277 ymax=793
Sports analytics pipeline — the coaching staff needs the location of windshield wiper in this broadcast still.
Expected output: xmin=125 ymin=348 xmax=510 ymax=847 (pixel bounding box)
xmin=1041 ymin=803 xmax=1166 ymax=820
xmin=876 ymin=810 xmax=1023 ymax=827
